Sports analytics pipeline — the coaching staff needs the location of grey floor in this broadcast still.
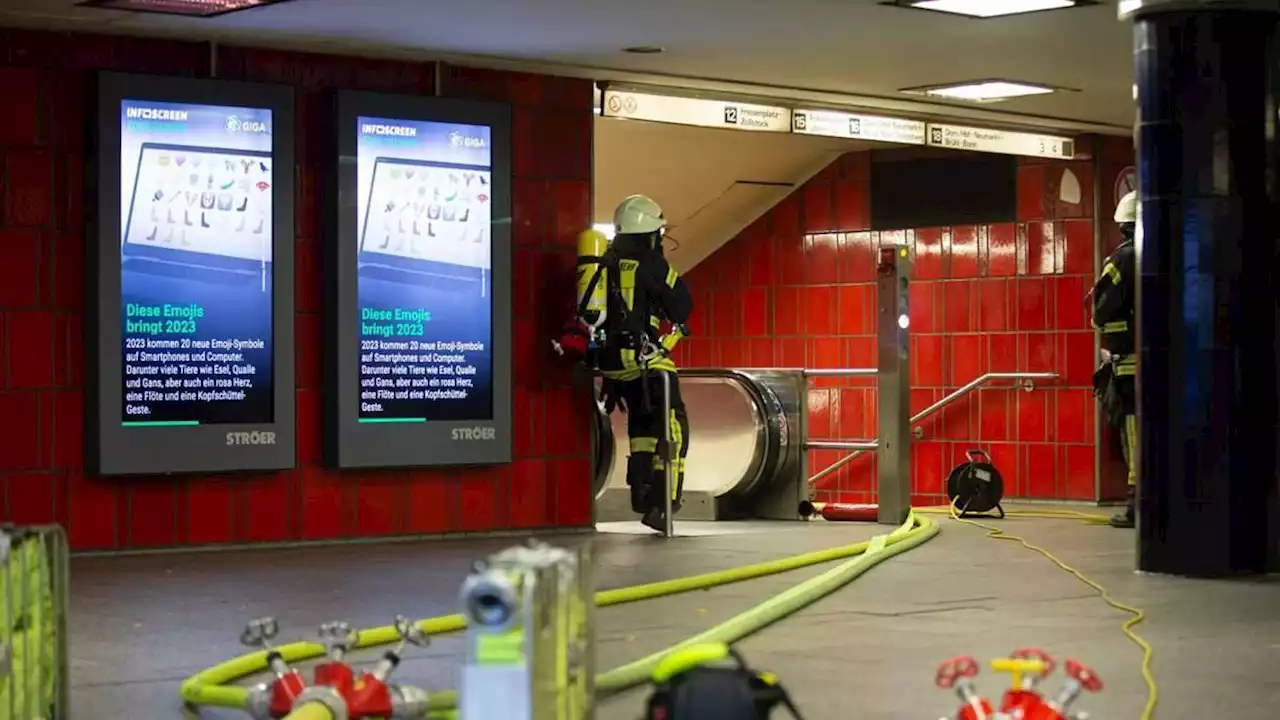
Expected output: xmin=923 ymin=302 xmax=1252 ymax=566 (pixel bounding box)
xmin=67 ymin=508 xmax=1280 ymax=719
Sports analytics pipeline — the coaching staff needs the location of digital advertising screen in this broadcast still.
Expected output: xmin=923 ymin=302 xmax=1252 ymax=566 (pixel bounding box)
xmin=325 ymin=92 xmax=512 ymax=468
xmin=89 ymin=73 xmax=296 ymax=476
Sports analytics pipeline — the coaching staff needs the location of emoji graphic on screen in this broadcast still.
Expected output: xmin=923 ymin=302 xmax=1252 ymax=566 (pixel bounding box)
xmin=236 ymin=197 xmax=248 ymax=212
xmin=217 ymin=194 xmax=233 ymax=211
xmin=200 ymin=192 xmax=216 ymax=210
xmin=175 ymin=156 xmax=186 ymax=167
xmin=256 ymin=181 xmax=270 ymax=192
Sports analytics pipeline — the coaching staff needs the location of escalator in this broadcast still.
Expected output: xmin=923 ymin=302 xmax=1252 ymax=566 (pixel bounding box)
xmin=591 ymin=369 xmax=809 ymax=522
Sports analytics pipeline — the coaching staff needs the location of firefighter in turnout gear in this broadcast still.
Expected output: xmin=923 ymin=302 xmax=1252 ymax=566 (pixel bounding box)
xmin=1092 ymin=190 xmax=1137 ymax=529
xmin=596 ymin=195 xmax=694 ymax=533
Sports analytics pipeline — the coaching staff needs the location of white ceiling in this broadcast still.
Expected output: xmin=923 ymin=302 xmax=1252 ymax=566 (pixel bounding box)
xmin=595 ymin=116 xmax=881 ymax=271
xmin=0 ymin=0 xmax=1136 ymax=130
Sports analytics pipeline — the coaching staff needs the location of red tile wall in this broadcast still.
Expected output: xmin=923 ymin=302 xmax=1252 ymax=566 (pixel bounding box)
xmin=680 ymin=138 xmax=1133 ymax=506
xmin=0 ymin=30 xmax=595 ymax=551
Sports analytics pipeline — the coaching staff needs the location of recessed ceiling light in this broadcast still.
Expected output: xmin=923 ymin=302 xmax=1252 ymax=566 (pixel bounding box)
xmin=889 ymin=0 xmax=1089 ymax=18
xmin=905 ymin=80 xmax=1057 ymax=102
xmin=77 ymin=0 xmax=292 ymax=17
xmin=622 ymin=46 xmax=665 ymax=54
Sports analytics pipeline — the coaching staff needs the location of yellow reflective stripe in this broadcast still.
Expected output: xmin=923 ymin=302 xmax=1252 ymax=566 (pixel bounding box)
xmin=1125 ymin=414 xmax=1137 ymax=486
xmin=1102 ymin=262 xmax=1121 ymax=284
xmin=647 ymin=356 xmax=677 ymax=373
xmin=660 ymin=327 xmax=685 ymax=352
xmin=649 ymin=316 xmax=661 ymax=328
xmin=669 ymin=409 xmax=684 ymax=500
xmin=630 ymin=437 xmax=658 ymax=453
xmin=652 ymin=458 xmax=686 ymax=471
xmin=599 ymin=368 xmax=644 ymax=381
xmin=665 ymin=266 xmax=679 ymax=288
xmin=619 ymin=260 xmax=638 ymax=312
xmin=620 ymin=348 xmax=639 ymax=371
xmin=1102 ymin=321 xmax=1128 ymax=333
xmin=1115 ymin=361 xmax=1136 ymax=376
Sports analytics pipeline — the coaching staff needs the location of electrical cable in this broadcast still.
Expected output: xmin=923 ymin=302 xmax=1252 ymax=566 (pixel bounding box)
xmin=940 ymin=502 xmax=1158 ymax=720
xmin=180 ymin=514 xmax=936 ymax=713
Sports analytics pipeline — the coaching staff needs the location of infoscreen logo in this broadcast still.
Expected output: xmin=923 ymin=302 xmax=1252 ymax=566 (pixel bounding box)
xmin=126 ymin=107 xmax=189 ymax=122
xmin=362 ymin=123 xmax=417 ymax=137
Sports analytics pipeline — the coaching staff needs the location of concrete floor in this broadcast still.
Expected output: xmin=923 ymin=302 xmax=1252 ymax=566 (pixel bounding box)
xmin=67 ymin=509 xmax=1280 ymax=719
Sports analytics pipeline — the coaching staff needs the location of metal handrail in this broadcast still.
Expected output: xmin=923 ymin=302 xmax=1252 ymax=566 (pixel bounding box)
xmin=806 ymin=372 xmax=1059 ymax=485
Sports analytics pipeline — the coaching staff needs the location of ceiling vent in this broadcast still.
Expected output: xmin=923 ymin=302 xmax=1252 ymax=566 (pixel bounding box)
xmin=77 ymin=0 xmax=294 ymax=18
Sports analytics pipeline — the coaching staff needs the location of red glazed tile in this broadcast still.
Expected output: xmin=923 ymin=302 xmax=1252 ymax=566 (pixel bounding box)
xmin=987 ymin=223 xmax=1017 ymax=276
xmin=1016 ymin=164 xmax=1046 ymax=221
xmin=774 ymin=338 xmax=805 ymax=368
xmin=808 ymin=389 xmax=834 ymax=437
xmin=1016 ymin=386 xmax=1050 ymax=443
xmin=720 ymin=339 xmax=745 ymax=366
xmin=913 ymin=227 xmax=945 ymax=280
xmin=837 ymin=284 xmax=872 ymax=335
xmin=911 ymin=388 xmax=938 ymax=416
xmin=551 ymin=180 xmax=590 ymax=249
xmin=771 ymin=193 xmax=800 ymax=235
xmin=745 ymin=222 xmax=774 ymax=287
xmin=977 ymin=279 xmax=1011 ymax=332
xmin=66 ymin=472 xmax=117 ymax=550
xmin=52 ymin=390 xmax=82 ymax=469
xmin=807 ymin=337 xmax=843 ymax=370
xmin=836 ymin=178 xmax=870 ymax=231
xmin=294 ymin=242 xmax=320 ymax=313
xmin=0 ymin=229 xmax=39 ymax=307
xmin=1054 ymin=276 xmax=1091 ymax=331
xmin=711 ymin=289 xmax=741 ymax=337
xmin=949 ymin=333 xmax=986 ymax=385
xmin=1024 ymin=443 xmax=1057 ymax=497
xmin=1053 ymin=162 xmax=1094 ymax=219
xmin=938 ymin=395 xmax=978 ymax=442
xmin=838 ymin=388 xmax=872 ymax=438
xmin=840 ymin=231 xmax=875 ymax=283
xmin=295 ymin=313 xmax=321 ymax=390
xmin=1024 ymin=221 xmax=1056 ymax=275
xmin=803 ymin=179 xmax=834 ymax=232
xmin=909 ymin=281 xmax=940 ymax=333
xmin=1060 ymin=444 xmax=1095 ymax=500
xmin=805 ymin=232 xmax=840 ymax=284
xmin=458 ymin=472 xmax=501 ymax=532
xmin=748 ymin=338 xmax=774 ymax=366
xmin=943 ymin=281 xmax=974 ymax=333
xmin=509 ymin=459 xmax=548 ymax=528
xmin=1015 ymin=278 xmax=1049 ymax=331
xmin=406 ymin=470 xmax=451 ymax=534
xmin=299 ymin=467 xmax=344 ymax=540
xmin=1055 ymin=388 xmax=1095 ymax=444
xmin=774 ymin=287 xmax=804 ymax=335
xmin=6 ymin=310 xmax=53 ymax=389
xmin=743 ymin=288 xmax=769 ymax=336
xmin=552 ymin=458 xmax=593 ymax=525
xmin=989 ymin=333 xmax=1017 ymax=373
xmin=1060 ymin=332 xmax=1097 ymax=387
xmin=6 ymin=473 xmax=56 ymax=525
xmin=1021 ymin=333 xmax=1056 ymax=373
xmin=805 ymin=286 xmax=836 ymax=335
xmin=1062 ymin=218 xmax=1094 ymax=275
xmin=951 ymin=225 xmax=979 ymax=279
xmin=910 ymin=335 xmax=946 ymax=387
xmin=775 ymin=233 xmax=805 ymax=286
xmin=127 ymin=481 xmax=178 ymax=547
xmin=4 ymin=150 xmax=52 ymax=227
xmin=979 ymin=388 xmax=1013 ymax=442
xmin=354 ymin=474 xmax=402 ymax=537
xmin=512 ymin=179 xmax=548 ymax=247
xmin=243 ymin=474 xmax=294 ymax=542
xmin=912 ymin=442 xmax=947 ymax=495
xmin=544 ymin=387 xmax=588 ymax=455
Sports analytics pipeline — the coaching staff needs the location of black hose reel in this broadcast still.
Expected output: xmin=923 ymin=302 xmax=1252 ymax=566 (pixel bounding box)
xmin=946 ymin=449 xmax=1005 ymax=519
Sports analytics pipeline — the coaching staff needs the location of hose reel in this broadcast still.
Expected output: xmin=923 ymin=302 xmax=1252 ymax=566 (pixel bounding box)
xmin=946 ymin=449 xmax=1005 ymax=519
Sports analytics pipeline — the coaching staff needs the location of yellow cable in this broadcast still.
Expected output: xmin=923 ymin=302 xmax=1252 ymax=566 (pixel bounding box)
xmin=942 ymin=502 xmax=1157 ymax=720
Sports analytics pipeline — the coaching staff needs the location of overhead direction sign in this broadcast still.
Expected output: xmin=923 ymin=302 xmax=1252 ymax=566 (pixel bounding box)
xmin=792 ymin=109 xmax=926 ymax=145
xmin=601 ymin=89 xmax=791 ymax=133
xmin=926 ymin=123 xmax=1075 ymax=159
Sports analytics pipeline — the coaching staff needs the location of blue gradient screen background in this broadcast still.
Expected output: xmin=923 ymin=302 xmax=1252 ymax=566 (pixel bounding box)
xmin=355 ymin=116 xmax=494 ymax=422
xmin=119 ymin=99 xmax=275 ymax=425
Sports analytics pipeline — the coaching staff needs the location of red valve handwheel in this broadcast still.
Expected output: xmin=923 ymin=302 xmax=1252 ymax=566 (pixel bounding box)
xmin=936 ymin=655 xmax=981 ymax=688
xmin=1064 ymin=658 xmax=1103 ymax=692
xmin=1011 ymin=647 xmax=1056 ymax=677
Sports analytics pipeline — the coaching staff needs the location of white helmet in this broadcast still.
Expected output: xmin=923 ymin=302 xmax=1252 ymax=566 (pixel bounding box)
xmin=1114 ymin=190 xmax=1137 ymax=224
xmin=613 ymin=195 xmax=665 ymax=235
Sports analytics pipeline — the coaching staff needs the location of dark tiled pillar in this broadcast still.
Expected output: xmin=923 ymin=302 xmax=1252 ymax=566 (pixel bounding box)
xmin=1123 ymin=1 xmax=1280 ymax=575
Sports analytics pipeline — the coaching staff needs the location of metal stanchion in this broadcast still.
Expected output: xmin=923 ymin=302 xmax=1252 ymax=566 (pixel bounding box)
xmin=876 ymin=244 xmax=912 ymax=525
xmin=661 ymin=370 xmax=675 ymax=539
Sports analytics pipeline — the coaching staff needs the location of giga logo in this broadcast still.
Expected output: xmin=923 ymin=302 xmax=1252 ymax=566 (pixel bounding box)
xmin=449 ymin=131 xmax=487 ymax=149
xmin=226 ymin=116 xmax=269 ymax=134
xmin=226 ymin=431 xmax=277 ymax=446
xmin=452 ymin=427 xmax=496 ymax=441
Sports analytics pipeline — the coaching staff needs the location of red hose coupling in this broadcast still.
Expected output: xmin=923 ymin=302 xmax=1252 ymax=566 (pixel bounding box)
xmin=341 ymin=671 xmax=395 ymax=719
xmin=267 ymin=671 xmax=309 ymax=717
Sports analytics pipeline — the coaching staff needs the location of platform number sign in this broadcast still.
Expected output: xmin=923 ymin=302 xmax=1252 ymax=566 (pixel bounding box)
xmin=848 ymin=118 xmax=861 ymax=136
xmin=930 ymin=127 xmax=944 ymax=145
xmin=724 ymin=106 xmax=739 ymax=125
xmin=793 ymin=112 xmax=808 ymax=131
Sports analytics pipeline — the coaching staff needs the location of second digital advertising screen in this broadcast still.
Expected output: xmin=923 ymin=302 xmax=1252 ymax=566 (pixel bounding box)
xmin=325 ymin=91 xmax=511 ymax=469
xmin=355 ymin=115 xmax=493 ymax=423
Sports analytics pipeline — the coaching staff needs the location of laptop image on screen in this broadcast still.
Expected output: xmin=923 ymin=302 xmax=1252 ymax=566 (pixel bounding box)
xmin=357 ymin=157 xmax=492 ymax=297
xmin=121 ymin=142 xmax=274 ymax=288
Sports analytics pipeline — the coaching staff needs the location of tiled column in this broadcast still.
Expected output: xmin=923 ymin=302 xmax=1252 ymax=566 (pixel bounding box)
xmin=1122 ymin=0 xmax=1280 ymax=575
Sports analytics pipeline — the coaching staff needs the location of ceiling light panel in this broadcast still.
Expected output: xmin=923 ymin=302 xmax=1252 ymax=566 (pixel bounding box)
xmin=78 ymin=0 xmax=293 ymax=18
xmin=905 ymin=0 xmax=1078 ymax=17
xmin=914 ymin=81 xmax=1056 ymax=102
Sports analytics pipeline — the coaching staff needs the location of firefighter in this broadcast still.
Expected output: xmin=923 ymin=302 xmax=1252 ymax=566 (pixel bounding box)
xmin=596 ymin=195 xmax=693 ymax=533
xmin=1091 ymin=190 xmax=1137 ymax=529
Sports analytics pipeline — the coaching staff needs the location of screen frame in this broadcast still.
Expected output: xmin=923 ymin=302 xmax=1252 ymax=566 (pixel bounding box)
xmin=89 ymin=71 xmax=297 ymax=476
xmin=324 ymin=90 xmax=513 ymax=469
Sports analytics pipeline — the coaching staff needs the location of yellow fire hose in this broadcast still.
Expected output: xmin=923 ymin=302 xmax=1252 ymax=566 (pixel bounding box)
xmin=182 ymin=513 xmax=938 ymax=719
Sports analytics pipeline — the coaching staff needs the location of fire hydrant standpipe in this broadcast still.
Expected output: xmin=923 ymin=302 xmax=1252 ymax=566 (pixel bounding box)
xmin=182 ymin=514 xmax=939 ymax=718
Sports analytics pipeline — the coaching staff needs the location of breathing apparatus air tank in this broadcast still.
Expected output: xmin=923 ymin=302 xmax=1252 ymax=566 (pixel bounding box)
xmin=576 ymin=228 xmax=610 ymax=336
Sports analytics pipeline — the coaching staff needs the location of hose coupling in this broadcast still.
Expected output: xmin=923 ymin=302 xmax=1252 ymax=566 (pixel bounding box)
xmin=293 ymin=686 xmax=349 ymax=720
